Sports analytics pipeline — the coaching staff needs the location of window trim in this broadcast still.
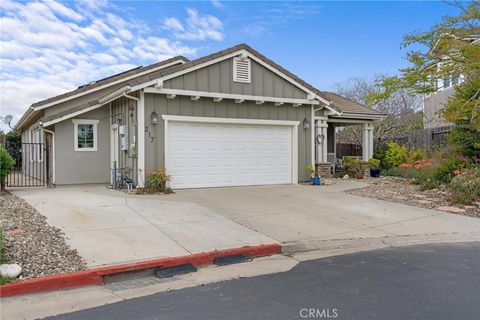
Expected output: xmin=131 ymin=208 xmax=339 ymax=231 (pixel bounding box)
xmin=72 ymin=119 xmax=99 ymax=152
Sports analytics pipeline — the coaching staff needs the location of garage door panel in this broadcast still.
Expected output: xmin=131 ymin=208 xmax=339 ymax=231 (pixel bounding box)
xmin=167 ymin=121 xmax=293 ymax=189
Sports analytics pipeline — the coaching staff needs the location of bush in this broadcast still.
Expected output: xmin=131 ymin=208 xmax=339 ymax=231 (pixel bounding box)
xmin=380 ymin=167 xmax=397 ymax=176
xmin=407 ymin=148 xmax=424 ymax=163
xmin=448 ymin=167 xmax=480 ymax=204
xmin=0 ymin=146 xmax=15 ymax=191
xmin=433 ymin=156 xmax=473 ymax=185
xmin=367 ymin=158 xmax=381 ymax=169
xmin=385 ymin=142 xmax=407 ymax=168
xmin=397 ymin=161 xmax=439 ymax=190
xmin=147 ymin=168 xmax=171 ymax=192
xmin=373 ymin=149 xmax=389 ymax=169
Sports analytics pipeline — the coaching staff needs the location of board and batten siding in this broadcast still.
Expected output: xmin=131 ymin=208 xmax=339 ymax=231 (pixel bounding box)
xmin=54 ymin=107 xmax=110 ymax=185
xmin=144 ymin=94 xmax=313 ymax=182
xmin=163 ymin=59 xmax=308 ymax=99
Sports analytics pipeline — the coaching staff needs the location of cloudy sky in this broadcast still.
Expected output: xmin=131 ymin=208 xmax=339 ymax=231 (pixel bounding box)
xmin=0 ymin=0 xmax=459 ymax=131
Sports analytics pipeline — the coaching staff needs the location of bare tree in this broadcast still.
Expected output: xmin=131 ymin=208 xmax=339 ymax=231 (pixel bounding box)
xmin=334 ymin=76 xmax=423 ymax=145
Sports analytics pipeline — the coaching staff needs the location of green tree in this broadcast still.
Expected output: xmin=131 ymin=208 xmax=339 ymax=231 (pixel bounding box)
xmin=370 ymin=2 xmax=480 ymax=154
xmin=0 ymin=145 xmax=15 ymax=191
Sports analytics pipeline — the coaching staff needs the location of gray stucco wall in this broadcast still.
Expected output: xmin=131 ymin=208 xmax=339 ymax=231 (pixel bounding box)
xmin=54 ymin=106 xmax=110 ymax=185
xmin=144 ymin=94 xmax=313 ymax=182
xmin=163 ymin=59 xmax=308 ymax=99
xmin=424 ymin=88 xmax=454 ymax=129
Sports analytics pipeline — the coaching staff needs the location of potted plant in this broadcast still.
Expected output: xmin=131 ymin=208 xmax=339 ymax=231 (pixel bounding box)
xmin=306 ymin=164 xmax=320 ymax=185
xmin=354 ymin=159 xmax=365 ymax=179
xmin=368 ymin=158 xmax=381 ymax=178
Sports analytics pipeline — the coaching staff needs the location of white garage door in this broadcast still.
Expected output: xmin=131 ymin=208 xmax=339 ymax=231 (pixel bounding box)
xmin=166 ymin=119 xmax=295 ymax=189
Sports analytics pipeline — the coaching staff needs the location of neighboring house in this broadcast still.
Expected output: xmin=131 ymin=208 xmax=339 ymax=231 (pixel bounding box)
xmin=423 ymin=36 xmax=479 ymax=129
xmin=15 ymin=44 xmax=383 ymax=189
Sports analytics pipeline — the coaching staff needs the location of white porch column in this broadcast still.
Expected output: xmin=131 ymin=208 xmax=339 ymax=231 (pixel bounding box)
xmin=137 ymin=90 xmax=145 ymax=187
xmin=315 ymin=117 xmax=328 ymax=163
xmin=362 ymin=122 xmax=374 ymax=161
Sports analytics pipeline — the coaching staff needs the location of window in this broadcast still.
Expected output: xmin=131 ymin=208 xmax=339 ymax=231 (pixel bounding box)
xmin=72 ymin=119 xmax=99 ymax=151
xmin=233 ymin=56 xmax=251 ymax=83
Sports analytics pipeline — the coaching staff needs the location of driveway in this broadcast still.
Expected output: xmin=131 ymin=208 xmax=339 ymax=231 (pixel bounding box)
xmin=174 ymin=181 xmax=480 ymax=244
xmin=12 ymin=180 xmax=480 ymax=267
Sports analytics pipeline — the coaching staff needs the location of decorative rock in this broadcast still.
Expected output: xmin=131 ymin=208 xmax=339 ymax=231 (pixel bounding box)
xmin=413 ymin=194 xmax=427 ymax=199
xmin=436 ymin=206 xmax=466 ymax=214
xmin=0 ymin=264 xmax=22 ymax=278
xmin=343 ymin=174 xmax=349 ymax=180
xmin=464 ymin=206 xmax=476 ymax=210
xmin=322 ymin=179 xmax=335 ymax=186
xmin=417 ymin=200 xmax=433 ymax=205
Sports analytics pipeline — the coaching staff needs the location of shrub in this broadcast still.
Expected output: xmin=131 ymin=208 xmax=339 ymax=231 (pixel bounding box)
xmin=306 ymin=164 xmax=315 ymax=176
xmin=373 ymin=149 xmax=389 ymax=169
xmin=408 ymin=148 xmax=424 ymax=163
xmin=448 ymin=167 xmax=480 ymax=204
xmin=380 ymin=167 xmax=397 ymax=176
xmin=147 ymin=168 xmax=171 ymax=192
xmin=433 ymin=156 xmax=473 ymax=185
xmin=385 ymin=142 xmax=407 ymax=168
xmin=0 ymin=146 xmax=15 ymax=191
xmin=367 ymin=158 xmax=381 ymax=169
xmin=397 ymin=162 xmax=439 ymax=190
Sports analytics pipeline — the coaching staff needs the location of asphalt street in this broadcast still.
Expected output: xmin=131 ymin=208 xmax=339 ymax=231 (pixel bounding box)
xmin=45 ymin=242 xmax=480 ymax=320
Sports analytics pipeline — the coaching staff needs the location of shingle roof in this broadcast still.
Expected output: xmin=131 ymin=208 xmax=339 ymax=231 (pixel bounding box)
xmin=31 ymin=56 xmax=189 ymax=108
xmin=321 ymin=92 xmax=382 ymax=115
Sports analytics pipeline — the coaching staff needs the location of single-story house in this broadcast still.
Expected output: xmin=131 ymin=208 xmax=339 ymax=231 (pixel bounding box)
xmin=15 ymin=44 xmax=384 ymax=189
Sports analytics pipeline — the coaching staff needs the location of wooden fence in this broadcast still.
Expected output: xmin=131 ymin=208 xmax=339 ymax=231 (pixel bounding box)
xmin=337 ymin=125 xmax=454 ymax=155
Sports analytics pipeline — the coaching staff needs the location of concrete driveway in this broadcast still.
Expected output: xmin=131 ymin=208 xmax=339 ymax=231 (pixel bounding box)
xmin=12 ymin=180 xmax=479 ymax=267
xmin=174 ymin=181 xmax=480 ymax=243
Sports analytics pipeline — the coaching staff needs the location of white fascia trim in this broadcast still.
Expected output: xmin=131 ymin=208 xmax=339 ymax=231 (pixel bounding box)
xmin=327 ymin=118 xmax=374 ymax=124
xmin=161 ymin=115 xmax=300 ymax=127
xmin=145 ymin=87 xmax=319 ymax=106
xmin=42 ymin=94 xmax=124 ymax=127
xmin=33 ymin=59 xmax=186 ymax=111
xmin=333 ymin=112 xmax=385 ymax=120
xmin=130 ymin=50 xmax=244 ymax=92
xmin=132 ymin=49 xmax=320 ymax=106
xmin=72 ymin=119 xmax=99 ymax=152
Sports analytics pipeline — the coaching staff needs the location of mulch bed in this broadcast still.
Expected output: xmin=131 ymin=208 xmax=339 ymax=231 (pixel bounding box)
xmin=0 ymin=191 xmax=86 ymax=280
xmin=346 ymin=176 xmax=480 ymax=218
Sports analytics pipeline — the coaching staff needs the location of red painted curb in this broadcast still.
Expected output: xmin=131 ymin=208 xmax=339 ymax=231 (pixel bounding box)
xmin=0 ymin=243 xmax=281 ymax=298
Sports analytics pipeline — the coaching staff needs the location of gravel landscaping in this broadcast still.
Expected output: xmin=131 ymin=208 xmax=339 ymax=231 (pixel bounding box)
xmin=347 ymin=176 xmax=480 ymax=218
xmin=0 ymin=191 xmax=86 ymax=280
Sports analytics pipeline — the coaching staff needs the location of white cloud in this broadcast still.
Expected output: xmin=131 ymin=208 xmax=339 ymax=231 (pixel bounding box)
xmin=210 ymin=0 xmax=223 ymax=8
xmin=164 ymin=17 xmax=184 ymax=31
xmin=0 ymin=0 xmax=217 ymax=131
xmin=164 ymin=8 xmax=223 ymax=41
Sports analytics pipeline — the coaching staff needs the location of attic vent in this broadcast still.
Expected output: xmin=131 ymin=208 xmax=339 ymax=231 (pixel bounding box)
xmin=233 ymin=57 xmax=251 ymax=83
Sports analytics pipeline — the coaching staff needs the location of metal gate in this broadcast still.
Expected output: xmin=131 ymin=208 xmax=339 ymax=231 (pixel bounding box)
xmin=6 ymin=142 xmax=49 ymax=187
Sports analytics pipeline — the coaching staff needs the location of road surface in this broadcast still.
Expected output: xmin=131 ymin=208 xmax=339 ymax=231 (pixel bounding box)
xmin=45 ymin=242 xmax=480 ymax=320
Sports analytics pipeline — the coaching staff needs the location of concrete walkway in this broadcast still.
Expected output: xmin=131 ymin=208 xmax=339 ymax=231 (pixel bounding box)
xmin=11 ymin=180 xmax=480 ymax=267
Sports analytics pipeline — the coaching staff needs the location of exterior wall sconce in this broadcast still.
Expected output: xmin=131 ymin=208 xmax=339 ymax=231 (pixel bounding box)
xmin=303 ymin=118 xmax=310 ymax=130
xmin=150 ymin=111 xmax=158 ymax=125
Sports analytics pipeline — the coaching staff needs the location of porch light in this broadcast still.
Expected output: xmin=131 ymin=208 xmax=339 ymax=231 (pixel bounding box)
xmin=302 ymin=118 xmax=310 ymax=130
xmin=150 ymin=111 xmax=158 ymax=125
